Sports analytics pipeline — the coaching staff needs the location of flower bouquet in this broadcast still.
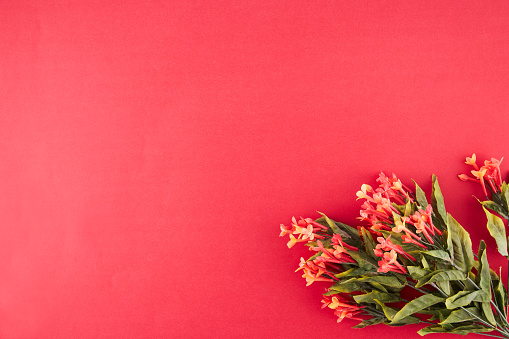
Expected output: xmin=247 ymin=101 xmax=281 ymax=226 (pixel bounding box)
xmin=280 ymin=155 xmax=509 ymax=337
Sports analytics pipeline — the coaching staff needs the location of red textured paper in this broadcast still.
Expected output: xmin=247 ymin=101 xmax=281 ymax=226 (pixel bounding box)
xmin=1 ymin=1 xmax=509 ymax=338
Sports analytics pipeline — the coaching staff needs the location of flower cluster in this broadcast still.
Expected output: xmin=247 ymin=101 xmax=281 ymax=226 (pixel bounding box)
xmin=279 ymin=216 xmax=327 ymax=248
xmin=321 ymin=294 xmax=364 ymax=323
xmin=279 ymin=154 xmax=509 ymax=337
xmin=459 ymin=154 xmax=504 ymax=197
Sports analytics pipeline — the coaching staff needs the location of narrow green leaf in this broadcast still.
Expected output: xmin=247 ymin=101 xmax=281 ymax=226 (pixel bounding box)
xmin=329 ymin=278 xmax=363 ymax=293
xmin=482 ymin=206 xmax=508 ymax=257
xmin=421 ymin=256 xmax=430 ymax=269
xmin=360 ymin=227 xmax=378 ymax=260
xmin=439 ymin=307 xmax=482 ymax=325
xmin=374 ymin=300 xmax=420 ymax=325
xmin=501 ymin=182 xmax=509 ymax=212
xmin=356 ymin=276 xmax=406 ymax=288
xmin=447 ymin=214 xmax=474 ymax=274
xmin=451 ymin=324 xmax=494 ymax=334
xmin=307 ymin=251 xmax=323 ymax=261
xmin=431 ymin=174 xmax=447 ymax=226
xmin=418 ymin=326 xmax=448 ymax=335
xmin=481 ymin=301 xmax=497 ymax=326
xmin=316 ymin=213 xmax=362 ymax=248
xmin=391 ymin=294 xmax=444 ymax=324
xmin=478 ymin=241 xmax=491 ymax=293
xmin=421 ymin=250 xmax=451 ymax=262
xmin=334 ymin=268 xmax=355 ymax=278
xmin=416 ymin=270 xmax=466 ymax=288
xmin=346 ymin=267 xmax=377 ymax=277
xmin=413 ymin=180 xmax=428 ymax=208
xmin=403 ymin=200 xmax=413 ymax=217
xmin=445 ymin=290 xmax=490 ymax=309
xmin=477 ymin=241 xmax=498 ymax=325
xmin=464 ymin=272 xmax=478 ymax=291
xmin=494 ymin=267 xmax=507 ymax=319
xmin=418 ymin=324 xmax=493 ymax=336
xmin=374 ymin=299 xmax=397 ymax=321
xmin=352 ymin=316 xmax=386 ymax=328
xmin=316 ymin=213 xmax=341 ymax=234
xmin=354 ymin=291 xmax=400 ymax=304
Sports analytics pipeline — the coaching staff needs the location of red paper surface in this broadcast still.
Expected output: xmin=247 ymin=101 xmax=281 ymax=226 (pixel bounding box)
xmin=2 ymin=1 xmax=509 ymax=338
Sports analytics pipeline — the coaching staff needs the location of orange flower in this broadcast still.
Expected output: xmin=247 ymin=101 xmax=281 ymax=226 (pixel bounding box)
xmin=376 ymin=235 xmax=415 ymax=261
xmin=287 ymin=234 xmax=305 ymax=248
xmin=471 ymin=168 xmax=488 ymax=196
xmin=279 ymin=223 xmax=293 ymax=237
xmin=465 ymin=154 xmax=478 ymax=169
xmin=334 ymin=308 xmax=364 ymax=323
xmin=301 ymin=268 xmax=333 ymax=286
xmin=356 ymin=184 xmax=373 ymax=200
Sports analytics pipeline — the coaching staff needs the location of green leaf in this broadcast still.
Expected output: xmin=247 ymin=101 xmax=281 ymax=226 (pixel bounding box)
xmin=374 ymin=300 xmax=420 ymax=325
xmin=307 ymin=251 xmax=323 ymax=261
xmin=360 ymin=227 xmax=378 ymax=260
xmin=346 ymin=267 xmax=378 ymax=277
xmin=352 ymin=316 xmax=386 ymax=328
xmin=374 ymin=299 xmax=397 ymax=321
xmin=482 ymin=301 xmax=497 ymax=326
xmin=316 ymin=213 xmax=341 ymax=234
xmin=477 ymin=241 xmax=497 ymax=325
xmin=446 ymin=214 xmax=474 ymax=274
xmin=445 ymin=290 xmax=490 ymax=309
xmin=334 ymin=268 xmax=355 ymax=278
xmin=431 ymin=174 xmax=447 ymax=226
xmin=502 ymin=182 xmax=509 ymax=211
xmin=437 ymin=281 xmax=451 ymax=295
xmin=368 ymin=282 xmax=388 ymax=293
xmin=403 ymin=200 xmax=413 ymax=217
xmin=421 ymin=250 xmax=451 ymax=262
xmin=391 ymin=294 xmax=444 ymax=324
xmin=329 ymin=278 xmax=363 ymax=293
xmin=354 ymin=291 xmax=400 ymax=304
xmin=494 ymin=267 xmax=507 ymax=319
xmin=483 ymin=206 xmax=508 ymax=257
xmin=416 ymin=270 xmax=466 ymax=288
xmin=421 ymin=256 xmax=430 ymax=269
xmin=418 ymin=324 xmax=493 ymax=336
xmin=418 ymin=325 xmax=448 ymax=335
xmin=439 ymin=307 xmax=482 ymax=325
xmin=451 ymin=324 xmax=494 ymax=334
xmin=413 ymin=180 xmax=428 ymax=208
xmin=356 ymin=276 xmax=406 ymax=288
xmin=316 ymin=213 xmax=362 ymax=247
xmin=408 ymin=266 xmax=431 ymax=280
xmin=481 ymin=200 xmax=509 ymax=220
xmin=348 ymin=250 xmax=378 ymax=270
xmin=478 ymin=241 xmax=491 ymax=293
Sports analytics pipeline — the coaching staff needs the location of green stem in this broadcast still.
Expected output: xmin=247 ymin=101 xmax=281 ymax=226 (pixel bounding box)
xmin=407 ymin=281 xmax=432 ymax=294
xmin=448 ymin=261 xmax=509 ymax=329
xmin=479 ymin=332 xmax=508 ymax=339
xmin=430 ymin=283 xmax=498 ymax=331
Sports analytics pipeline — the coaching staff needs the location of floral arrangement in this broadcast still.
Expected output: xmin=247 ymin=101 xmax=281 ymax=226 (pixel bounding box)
xmin=280 ymin=155 xmax=509 ymax=337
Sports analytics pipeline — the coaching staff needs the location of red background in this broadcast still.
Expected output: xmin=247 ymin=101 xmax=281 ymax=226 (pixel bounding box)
xmin=1 ymin=1 xmax=509 ymax=338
